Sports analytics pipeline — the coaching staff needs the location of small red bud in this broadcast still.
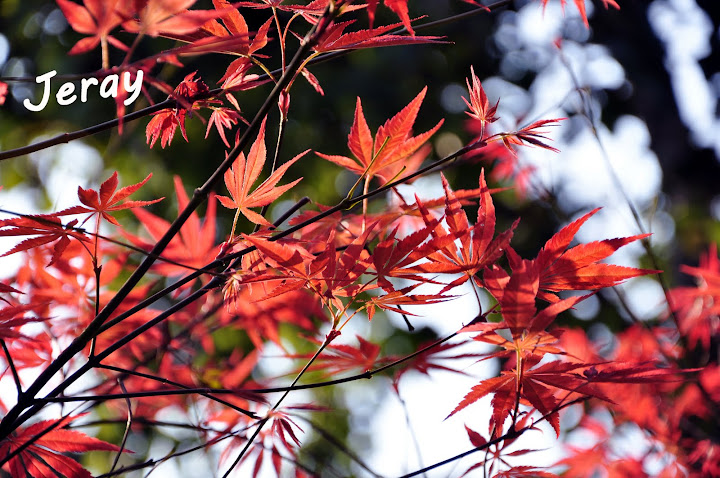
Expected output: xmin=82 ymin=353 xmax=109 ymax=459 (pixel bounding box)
xmin=278 ymin=90 xmax=290 ymax=120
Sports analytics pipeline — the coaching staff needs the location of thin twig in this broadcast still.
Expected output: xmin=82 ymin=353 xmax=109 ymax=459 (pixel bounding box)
xmin=397 ymin=397 xmax=589 ymax=478
xmin=109 ymin=380 xmax=133 ymax=474
xmin=221 ymin=331 xmax=337 ymax=477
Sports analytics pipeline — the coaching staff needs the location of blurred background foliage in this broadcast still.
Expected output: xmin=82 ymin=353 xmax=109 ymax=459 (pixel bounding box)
xmin=1 ymin=0 xmax=720 ymax=474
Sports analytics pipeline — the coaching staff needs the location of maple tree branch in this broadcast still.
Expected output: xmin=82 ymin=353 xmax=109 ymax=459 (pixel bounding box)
xmin=34 ymin=388 xmax=255 ymax=403
xmin=72 ymin=416 xmax=227 ymax=434
xmin=1 ymin=339 xmax=22 ymax=397
xmin=96 ymin=364 xmax=262 ymax=418
xmin=95 ymin=427 xmax=248 ymax=478
xmin=0 ymin=100 xmax=174 ymax=161
xmin=396 ymin=390 xmax=428 ymax=476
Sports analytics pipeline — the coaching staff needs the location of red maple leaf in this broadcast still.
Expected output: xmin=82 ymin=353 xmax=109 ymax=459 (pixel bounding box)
xmin=121 ymin=0 xmax=231 ymax=37
xmin=158 ymin=0 xmax=272 ymax=61
xmin=499 ymin=118 xmax=565 ymax=153
xmin=146 ymin=72 xmax=210 ymax=148
xmin=312 ymin=20 xmax=442 ymax=53
xmin=287 ymin=335 xmax=387 ymax=378
xmin=56 ymin=0 xmax=127 ymax=55
xmin=530 ymin=208 xmax=659 ymax=302
xmin=55 ymin=171 xmax=162 ymax=227
xmin=369 ymin=221 xmax=451 ymax=291
xmin=0 ymin=414 xmax=124 ymax=478
xmin=206 ymin=106 xmax=245 ymax=148
xmin=365 ymin=283 xmax=454 ymax=320
xmin=669 ymin=243 xmax=720 ymax=349
xmin=0 ymin=303 xmax=48 ymax=341
xmin=384 ymin=0 xmax=415 ymax=35
xmin=449 ymin=356 xmax=614 ymax=437
xmin=146 ymin=108 xmax=186 ymax=148
xmin=316 ymin=87 xmax=443 ymax=184
xmin=0 ymin=215 xmax=89 ymax=266
xmin=240 ymin=226 xmax=374 ymax=310
xmin=129 ymin=176 xmax=221 ymax=277
xmin=463 ymin=66 xmax=499 ymax=139
xmin=216 ymin=118 xmax=305 ymax=227
xmin=402 ymin=171 xmax=517 ymax=293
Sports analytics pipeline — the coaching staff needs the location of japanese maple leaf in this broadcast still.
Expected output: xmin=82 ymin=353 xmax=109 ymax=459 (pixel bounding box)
xmin=450 ymin=356 xmax=610 ymax=437
xmin=216 ymin=118 xmax=305 ymax=226
xmin=316 ymin=225 xmax=375 ymax=300
xmin=55 ymin=171 xmax=162 ymax=227
xmin=403 ymin=171 xmax=517 ymax=293
xmin=366 ymin=0 xmax=415 ymax=35
xmin=287 ymin=335 xmax=386 ymax=378
xmin=0 ymin=414 xmax=123 ymax=478
xmin=158 ymin=0 xmax=271 ymax=59
xmin=393 ymin=339 xmax=485 ymax=385
xmin=530 ymin=208 xmax=659 ymax=302
xmin=500 ymin=118 xmax=565 ymax=153
xmin=243 ymin=226 xmax=374 ymax=308
xmin=463 ymin=66 xmax=499 ymax=139
xmin=0 ymin=216 xmax=88 ymax=266
xmin=56 ymin=0 xmax=127 ymax=55
xmin=122 ymin=0 xmax=231 ymax=37
xmin=205 ymin=106 xmax=245 ymax=148
xmin=468 ymin=293 xmax=589 ymax=360
xmin=494 ymin=467 xmax=559 ymax=478
xmin=311 ymin=20 xmax=443 ymax=53
xmin=238 ymin=234 xmax=325 ymax=300
xmin=146 ymin=108 xmax=186 ymax=148
xmin=0 ymin=303 xmax=48 ymax=340
xmin=365 ymin=283 xmax=454 ymax=320
xmin=316 ymin=87 xmax=443 ymax=184
xmin=669 ymin=243 xmax=720 ymax=349
xmin=130 ymin=176 xmax=221 ymax=277
xmin=146 ymin=72 xmax=210 ymax=148
xmin=369 ymin=218 xmax=442 ymax=290
xmin=0 ymin=281 xmax=20 ymax=299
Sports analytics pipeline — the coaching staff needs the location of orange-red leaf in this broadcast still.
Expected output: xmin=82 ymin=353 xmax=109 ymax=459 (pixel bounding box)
xmin=533 ymin=208 xmax=660 ymax=301
xmin=217 ymin=118 xmax=304 ymax=226
xmin=0 ymin=414 xmax=124 ymax=478
xmin=55 ymin=172 xmax=162 ymax=227
xmin=317 ymin=88 xmax=443 ymax=183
